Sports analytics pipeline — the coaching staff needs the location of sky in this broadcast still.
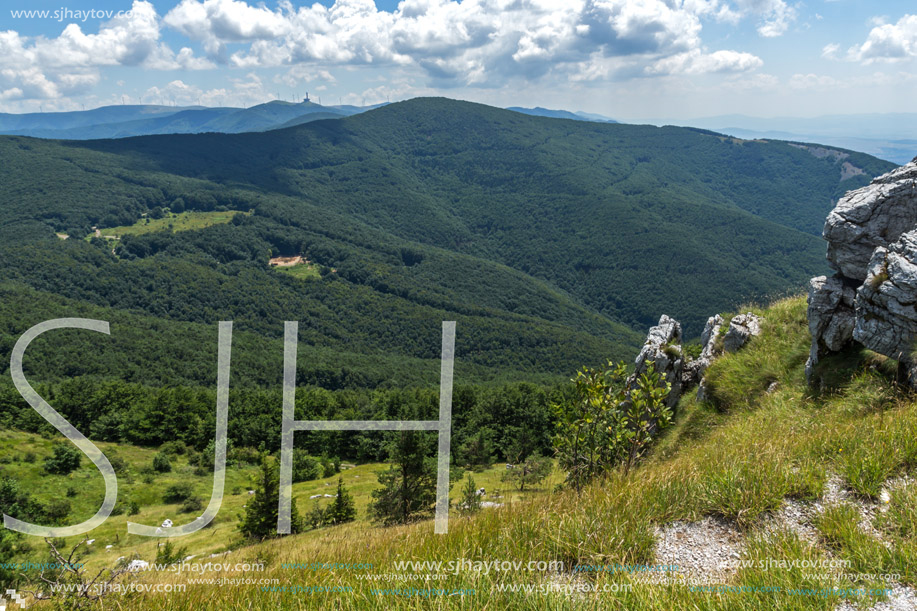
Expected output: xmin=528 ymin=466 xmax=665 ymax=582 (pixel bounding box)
xmin=0 ymin=0 xmax=915 ymax=121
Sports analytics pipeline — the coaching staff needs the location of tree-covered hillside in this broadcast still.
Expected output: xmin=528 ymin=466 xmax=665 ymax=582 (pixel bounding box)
xmin=0 ymin=98 xmax=896 ymax=390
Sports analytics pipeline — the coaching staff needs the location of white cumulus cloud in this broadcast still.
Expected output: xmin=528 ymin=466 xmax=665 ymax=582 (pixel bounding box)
xmin=164 ymin=0 xmax=762 ymax=85
xmin=0 ymin=1 xmax=211 ymax=102
xmin=848 ymin=14 xmax=917 ymax=62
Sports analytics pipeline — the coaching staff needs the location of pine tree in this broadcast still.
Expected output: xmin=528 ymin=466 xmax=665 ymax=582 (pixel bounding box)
xmin=458 ymin=473 xmax=482 ymax=515
xmin=326 ymin=477 xmax=356 ymax=525
xmin=239 ymin=455 xmax=303 ymax=539
xmin=368 ymin=431 xmax=436 ymax=526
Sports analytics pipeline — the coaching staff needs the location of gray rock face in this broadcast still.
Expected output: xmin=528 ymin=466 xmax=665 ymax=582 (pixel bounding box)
xmin=685 ymin=314 xmax=723 ymax=395
xmin=723 ymin=313 xmax=763 ymax=353
xmin=854 ymin=230 xmax=917 ymax=362
xmin=824 ymin=160 xmax=917 ymax=281
xmin=630 ymin=314 xmax=684 ymax=410
xmin=699 ymin=314 xmax=725 ymax=361
xmin=805 ymin=275 xmax=857 ymax=382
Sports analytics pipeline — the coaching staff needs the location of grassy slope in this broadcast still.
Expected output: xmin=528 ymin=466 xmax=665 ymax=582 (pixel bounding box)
xmin=37 ymin=295 xmax=914 ymax=610
xmin=2 ymin=432 xmax=562 ymax=583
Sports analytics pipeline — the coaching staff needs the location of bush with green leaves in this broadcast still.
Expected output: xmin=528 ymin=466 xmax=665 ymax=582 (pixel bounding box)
xmin=180 ymin=497 xmax=204 ymax=514
xmin=163 ymin=482 xmax=194 ymax=504
xmin=155 ymin=541 xmax=187 ymax=566
xmin=45 ymin=499 xmax=71 ymax=524
xmin=0 ymin=477 xmax=48 ymax=524
xmin=152 ymin=452 xmax=172 ymax=473
xmin=159 ymin=441 xmax=187 ymax=456
xmin=320 ymin=456 xmax=340 ymax=478
xmin=43 ymin=443 xmax=82 ymax=475
xmin=554 ymin=360 xmax=671 ymax=491
xmin=292 ymin=450 xmax=322 ymax=483
xmin=306 ymin=500 xmax=326 ymax=530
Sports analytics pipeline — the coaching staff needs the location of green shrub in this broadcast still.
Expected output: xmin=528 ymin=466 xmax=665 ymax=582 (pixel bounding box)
xmin=154 ymin=541 xmax=187 ymax=566
xmin=160 ymin=441 xmax=187 ymax=456
xmin=180 ymin=497 xmax=204 ymax=514
xmin=292 ymin=450 xmax=322 ymax=483
xmin=45 ymin=499 xmax=71 ymax=524
xmin=163 ymin=482 xmax=195 ymax=504
xmin=554 ymin=361 xmax=671 ymax=490
xmin=152 ymin=452 xmax=172 ymax=474
xmin=43 ymin=443 xmax=81 ymax=475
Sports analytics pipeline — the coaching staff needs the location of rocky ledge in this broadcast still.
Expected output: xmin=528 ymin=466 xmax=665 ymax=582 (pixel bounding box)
xmin=807 ymin=158 xmax=917 ymax=388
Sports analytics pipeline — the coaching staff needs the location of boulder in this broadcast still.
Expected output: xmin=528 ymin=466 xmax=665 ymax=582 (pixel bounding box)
xmin=854 ymin=230 xmax=917 ymax=380
xmin=805 ymin=275 xmax=857 ymax=383
xmin=629 ymin=314 xmax=684 ymax=409
xmin=722 ymin=313 xmax=763 ymax=353
xmin=824 ymin=160 xmax=917 ymax=281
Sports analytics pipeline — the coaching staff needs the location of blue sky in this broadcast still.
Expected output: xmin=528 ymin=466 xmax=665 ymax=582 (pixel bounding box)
xmin=1 ymin=0 xmax=915 ymax=120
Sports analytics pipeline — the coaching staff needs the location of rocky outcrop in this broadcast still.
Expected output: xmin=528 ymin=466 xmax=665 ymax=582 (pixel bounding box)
xmin=629 ymin=312 xmax=763 ymax=407
xmin=854 ymin=230 xmax=917 ymax=384
xmin=691 ymin=313 xmax=762 ymax=401
xmin=824 ymin=160 xmax=917 ymax=281
xmin=683 ymin=314 xmax=723 ymax=389
xmin=629 ymin=314 xmax=684 ymax=409
xmin=807 ymin=158 xmax=917 ymax=388
xmin=805 ymin=275 xmax=857 ymax=381
xmin=723 ymin=313 xmax=762 ymax=353
xmin=700 ymin=315 xmax=725 ymax=360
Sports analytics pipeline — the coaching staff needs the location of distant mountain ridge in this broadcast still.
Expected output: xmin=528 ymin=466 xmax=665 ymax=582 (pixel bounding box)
xmin=0 ymin=101 xmax=618 ymax=141
xmin=0 ymin=100 xmax=378 ymax=140
xmin=659 ymin=113 xmax=917 ymax=165
xmin=506 ymin=106 xmax=618 ymax=123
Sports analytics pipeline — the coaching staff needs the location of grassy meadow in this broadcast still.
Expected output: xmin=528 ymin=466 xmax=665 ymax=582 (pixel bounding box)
xmin=4 ymin=296 xmax=917 ymax=609
xmin=91 ymin=210 xmax=248 ymax=239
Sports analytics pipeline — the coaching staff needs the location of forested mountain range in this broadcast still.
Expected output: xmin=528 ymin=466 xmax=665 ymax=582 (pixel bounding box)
xmin=0 ymin=97 xmax=896 ymax=390
xmin=0 ymin=100 xmax=371 ymax=140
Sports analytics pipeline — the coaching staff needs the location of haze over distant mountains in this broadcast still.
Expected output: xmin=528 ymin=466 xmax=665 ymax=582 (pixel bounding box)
xmin=0 ymin=101 xmax=624 ymax=141
xmin=0 ymin=100 xmax=383 ymax=140
xmin=3 ymin=98 xmax=911 ymax=165
xmin=505 ymin=107 xmax=618 ymax=123
xmin=657 ymin=113 xmax=917 ymax=165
